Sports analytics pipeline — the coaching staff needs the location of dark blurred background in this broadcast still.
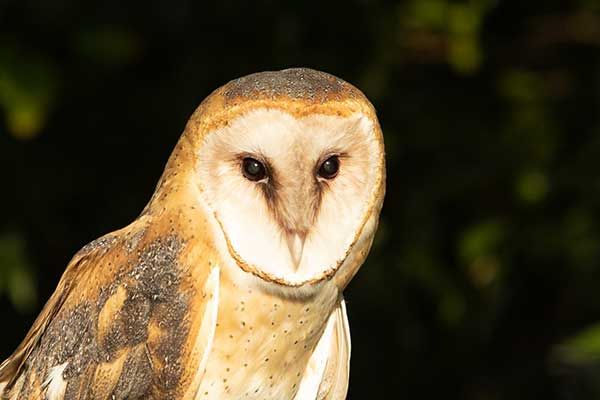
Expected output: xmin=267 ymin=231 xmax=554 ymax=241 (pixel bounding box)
xmin=1 ymin=0 xmax=600 ymax=398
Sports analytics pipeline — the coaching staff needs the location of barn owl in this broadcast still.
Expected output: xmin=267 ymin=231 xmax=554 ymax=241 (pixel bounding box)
xmin=0 ymin=68 xmax=385 ymax=399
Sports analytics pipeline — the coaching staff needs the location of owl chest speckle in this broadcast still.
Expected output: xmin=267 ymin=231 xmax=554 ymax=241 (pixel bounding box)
xmin=195 ymin=270 xmax=339 ymax=399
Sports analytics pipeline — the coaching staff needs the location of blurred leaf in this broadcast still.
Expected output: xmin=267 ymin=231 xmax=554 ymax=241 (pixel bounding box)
xmin=0 ymin=46 xmax=58 ymax=139
xmin=7 ymin=263 xmax=37 ymax=312
xmin=448 ymin=3 xmax=480 ymax=36
xmin=401 ymin=0 xmax=448 ymax=30
xmin=554 ymin=323 xmax=600 ymax=365
xmin=498 ymin=70 xmax=542 ymax=103
xmin=5 ymin=102 xmax=47 ymax=140
xmin=0 ymin=232 xmax=37 ymax=312
xmin=498 ymin=69 xmax=559 ymax=165
xmin=75 ymin=27 xmax=142 ymax=66
xmin=516 ymin=170 xmax=549 ymax=204
xmin=564 ymin=208 xmax=600 ymax=269
xmin=459 ymin=220 xmax=505 ymax=263
xmin=439 ymin=288 xmax=466 ymax=326
xmin=467 ymin=255 xmax=500 ymax=288
xmin=448 ymin=34 xmax=481 ymax=74
xmin=447 ymin=4 xmax=482 ymax=74
xmin=460 ymin=220 xmax=505 ymax=288
xmin=399 ymin=0 xmax=493 ymax=74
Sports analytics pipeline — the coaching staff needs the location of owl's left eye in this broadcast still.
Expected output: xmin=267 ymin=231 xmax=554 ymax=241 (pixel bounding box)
xmin=242 ymin=157 xmax=267 ymax=181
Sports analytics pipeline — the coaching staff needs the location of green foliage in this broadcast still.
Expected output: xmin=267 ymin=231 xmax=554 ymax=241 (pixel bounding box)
xmin=399 ymin=0 xmax=493 ymax=74
xmin=0 ymin=47 xmax=58 ymax=139
xmin=555 ymin=323 xmax=600 ymax=365
xmin=75 ymin=27 xmax=141 ymax=66
xmin=0 ymin=233 xmax=36 ymax=312
xmin=516 ymin=170 xmax=548 ymax=204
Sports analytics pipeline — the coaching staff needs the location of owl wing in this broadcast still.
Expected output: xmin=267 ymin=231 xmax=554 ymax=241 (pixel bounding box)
xmin=0 ymin=224 xmax=220 ymax=400
xmin=294 ymin=298 xmax=351 ymax=400
xmin=0 ymin=238 xmax=97 ymax=399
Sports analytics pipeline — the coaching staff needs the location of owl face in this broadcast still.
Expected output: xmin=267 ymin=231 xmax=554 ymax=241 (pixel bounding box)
xmin=196 ymin=107 xmax=382 ymax=286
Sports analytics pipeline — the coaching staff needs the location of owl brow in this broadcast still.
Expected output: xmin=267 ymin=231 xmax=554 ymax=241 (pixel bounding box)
xmin=320 ymin=149 xmax=348 ymax=162
xmin=233 ymin=152 xmax=269 ymax=171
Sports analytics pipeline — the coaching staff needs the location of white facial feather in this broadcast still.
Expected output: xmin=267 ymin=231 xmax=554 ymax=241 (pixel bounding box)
xmin=196 ymin=108 xmax=380 ymax=285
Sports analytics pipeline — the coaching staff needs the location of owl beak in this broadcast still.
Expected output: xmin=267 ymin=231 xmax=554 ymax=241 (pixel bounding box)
xmin=286 ymin=232 xmax=306 ymax=270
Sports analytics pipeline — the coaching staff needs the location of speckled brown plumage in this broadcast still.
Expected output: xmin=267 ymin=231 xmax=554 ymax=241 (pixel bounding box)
xmin=0 ymin=214 xmax=215 ymax=399
xmin=223 ymin=69 xmax=356 ymax=104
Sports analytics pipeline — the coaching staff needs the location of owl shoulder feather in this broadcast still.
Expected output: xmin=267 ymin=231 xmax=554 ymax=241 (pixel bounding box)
xmin=0 ymin=211 xmax=219 ymax=399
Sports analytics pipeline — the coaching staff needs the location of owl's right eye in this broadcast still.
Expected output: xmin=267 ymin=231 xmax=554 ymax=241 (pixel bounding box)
xmin=242 ymin=157 xmax=267 ymax=181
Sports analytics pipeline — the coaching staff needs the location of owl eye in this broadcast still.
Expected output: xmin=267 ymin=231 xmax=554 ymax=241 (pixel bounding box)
xmin=242 ymin=157 xmax=267 ymax=181
xmin=318 ymin=156 xmax=340 ymax=179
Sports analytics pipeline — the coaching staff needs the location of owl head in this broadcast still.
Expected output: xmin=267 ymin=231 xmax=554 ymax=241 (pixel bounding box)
xmin=152 ymin=68 xmax=385 ymax=289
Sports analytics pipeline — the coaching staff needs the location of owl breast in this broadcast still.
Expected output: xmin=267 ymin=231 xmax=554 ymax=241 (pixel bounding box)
xmin=195 ymin=266 xmax=339 ymax=399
